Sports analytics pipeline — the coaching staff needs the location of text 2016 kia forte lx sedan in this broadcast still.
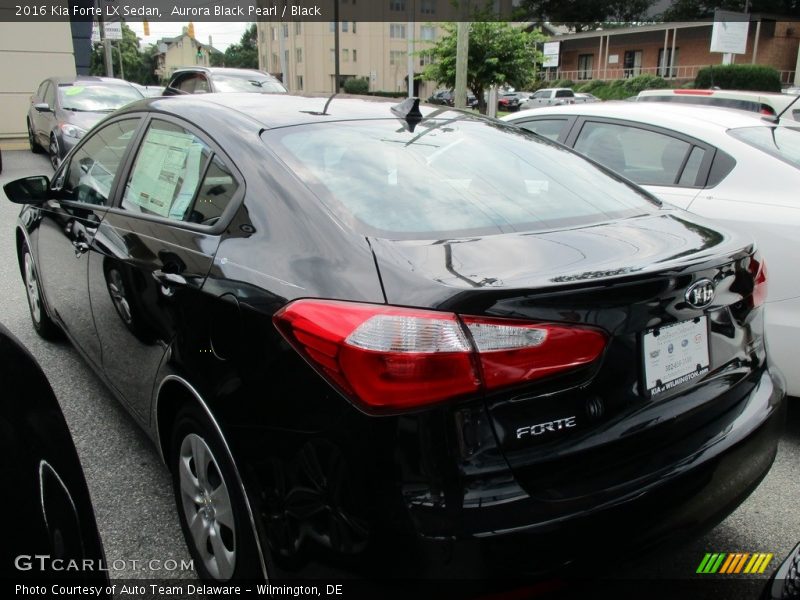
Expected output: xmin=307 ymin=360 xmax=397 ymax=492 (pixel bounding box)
xmin=3 ymin=93 xmax=785 ymax=583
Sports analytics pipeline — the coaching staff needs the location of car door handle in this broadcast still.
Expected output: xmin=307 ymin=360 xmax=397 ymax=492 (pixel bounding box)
xmin=72 ymin=240 xmax=90 ymax=256
xmin=152 ymin=270 xmax=188 ymax=288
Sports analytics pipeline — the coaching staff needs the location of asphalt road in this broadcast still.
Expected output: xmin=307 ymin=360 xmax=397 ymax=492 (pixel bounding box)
xmin=1 ymin=149 xmax=798 ymax=597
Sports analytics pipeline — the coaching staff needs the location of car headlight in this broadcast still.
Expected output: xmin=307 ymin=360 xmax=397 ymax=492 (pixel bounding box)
xmin=59 ymin=123 xmax=87 ymax=139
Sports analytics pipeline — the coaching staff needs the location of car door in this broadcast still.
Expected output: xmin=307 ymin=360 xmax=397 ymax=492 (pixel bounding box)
xmin=565 ymin=118 xmax=715 ymax=209
xmin=32 ymin=81 xmax=54 ymax=146
xmin=35 ymin=117 xmax=143 ymax=366
xmin=88 ymin=115 xmax=243 ymax=421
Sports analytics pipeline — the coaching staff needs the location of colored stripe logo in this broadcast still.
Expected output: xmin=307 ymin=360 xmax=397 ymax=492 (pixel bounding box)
xmin=696 ymin=552 xmax=774 ymax=574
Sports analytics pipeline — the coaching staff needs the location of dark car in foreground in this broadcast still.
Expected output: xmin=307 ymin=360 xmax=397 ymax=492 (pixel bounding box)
xmin=3 ymin=93 xmax=785 ymax=584
xmin=163 ymin=67 xmax=287 ymax=96
xmin=0 ymin=323 xmax=109 ymax=589
xmin=27 ymin=76 xmax=144 ymax=170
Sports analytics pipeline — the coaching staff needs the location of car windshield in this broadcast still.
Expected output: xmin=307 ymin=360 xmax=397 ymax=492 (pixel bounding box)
xmin=58 ymin=84 xmax=143 ymax=112
xmin=265 ymin=116 xmax=658 ymax=239
xmin=729 ymin=126 xmax=800 ymax=169
xmin=212 ymin=74 xmax=287 ymax=93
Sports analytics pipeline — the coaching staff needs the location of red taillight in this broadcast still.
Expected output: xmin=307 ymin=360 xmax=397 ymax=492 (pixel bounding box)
xmin=274 ymin=300 xmax=607 ymax=412
xmin=759 ymin=104 xmax=776 ymax=116
xmin=749 ymin=255 xmax=768 ymax=307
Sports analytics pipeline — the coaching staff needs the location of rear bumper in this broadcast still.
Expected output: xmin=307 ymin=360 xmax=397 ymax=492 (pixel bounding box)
xmin=412 ymin=366 xmax=786 ymax=577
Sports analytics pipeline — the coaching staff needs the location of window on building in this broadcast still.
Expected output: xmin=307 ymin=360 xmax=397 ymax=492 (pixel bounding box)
xmin=330 ymin=48 xmax=336 ymax=62
xmin=353 ymin=49 xmax=357 ymax=62
xmin=421 ymin=0 xmax=436 ymax=14
xmin=343 ymin=49 xmax=350 ymax=62
xmin=296 ymin=48 xmax=303 ymax=63
xmin=578 ymin=54 xmax=594 ymax=80
xmin=420 ymin=53 xmax=433 ymax=67
xmin=342 ymin=21 xmax=348 ymax=32
xmin=271 ymin=27 xmax=277 ymax=41
xmin=284 ymin=50 xmax=289 ymax=68
xmin=420 ymin=25 xmax=436 ymax=41
xmin=390 ymin=23 xmax=407 ymax=38
xmin=329 ymin=22 xmax=336 ymax=32
xmin=353 ymin=22 xmax=357 ymax=34
xmin=623 ymin=50 xmax=643 ymax=78
xmin=272 ymin=53 xmax=278 ymax=70
xmin=295 ymin=22 xmax=302 ymax=35
xmin=657 ymin=48 xmax=679 ymax=78
xmin=390 ymin=0 xmax=406 ymax=10
xmin=296 ymin=75 xmax=304 ymax=91
xmin=282 ymin=24 xmax=289 ymax=38
xmin=390 ymin=50 xmax=405 ymax=66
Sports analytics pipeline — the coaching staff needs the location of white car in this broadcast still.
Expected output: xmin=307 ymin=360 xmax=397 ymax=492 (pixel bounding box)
xmin=503 ymin=103 xmax=800 ymax=396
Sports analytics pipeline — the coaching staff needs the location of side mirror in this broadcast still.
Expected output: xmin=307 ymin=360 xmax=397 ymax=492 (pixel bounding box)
xmin=33 ymin=103 xmax=52 ymax=113
xmin=3 ymin=176 xmax=51 ymax=204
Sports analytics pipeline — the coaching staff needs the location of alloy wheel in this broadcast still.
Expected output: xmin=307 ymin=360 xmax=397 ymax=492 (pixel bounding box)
xmin=178 ymin=433 xmax=237 ymax=581
xmin=49 ymin=134 xmax=60 ymax=170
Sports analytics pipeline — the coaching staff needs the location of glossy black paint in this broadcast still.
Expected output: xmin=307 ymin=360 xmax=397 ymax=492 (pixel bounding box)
xmin=0 ymin=323 xmax=108 ymax=590
xmin=10 ymin=93 xmax=785 ymax=583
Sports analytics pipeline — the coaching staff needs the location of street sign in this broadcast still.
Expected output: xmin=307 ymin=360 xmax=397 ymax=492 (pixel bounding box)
xmin=104 ymin=21 xmax=122 ymax=40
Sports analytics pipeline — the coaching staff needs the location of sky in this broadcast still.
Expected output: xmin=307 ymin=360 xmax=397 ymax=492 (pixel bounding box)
xmin=126 ymin=21 xmax=251 ymax=51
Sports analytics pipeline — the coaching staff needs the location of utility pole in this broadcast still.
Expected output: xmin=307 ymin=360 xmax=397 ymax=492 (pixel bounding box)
xmin=115 ymin=43 xmax=124 ymax=80
xmin=98 ymin=5 xmax=113 ymax=78
xmin=454 ymin=1 xmax=469 ymax=109
xmin=407 ymin=18 xmax=414 ymax=97
xmin=334 ymin=0 xmax=341 ymax=92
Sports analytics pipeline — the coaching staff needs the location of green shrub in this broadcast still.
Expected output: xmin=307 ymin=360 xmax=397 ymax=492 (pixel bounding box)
xmin=623 ymin=74 xmax=670 ymax=95
xmin=694 ymin=64 xmax=781 ymax=92
xmin=366 ymin=90 xmax=407 ymax=98
xmin=575 ymin=79 xmax=606 ymax=93
xmin=551 ymin=78 xmax=575 ymax=88
xmin=343 ymin=77 xmax=370 ymax=94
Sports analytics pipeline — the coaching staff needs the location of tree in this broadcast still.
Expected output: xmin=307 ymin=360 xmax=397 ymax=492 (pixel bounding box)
xmin=90 ymin=22 xmax=150 ymax=83
xmin=516 ymin=0 xmax=656 ymax=31
xmin=420 ymin=22 xmax=546 ymax=114
xmin=661 ymin=0 xmax=799 ymax=19
xmin=222 ymin=23 xmax=258 ymax=69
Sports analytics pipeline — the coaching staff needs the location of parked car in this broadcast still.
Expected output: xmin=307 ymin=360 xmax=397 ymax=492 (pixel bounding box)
xmin=4 ymin=94 xmax=784 ymax=583
xmin=520 ymin=87 xmax=593 ymax=109
xmin=427 ymin=89 xmax=479 ymax=108
xmin=575 ymin=92 xmax=601 ymax=103
xmin=27 ymin=76 xmax=143 ymax=170
xmin=164 ymin=67 xmax=287 ymax=95
xmin=503 ymin=102 xmax=800 ymax=396
xmin=0 ymin=323 xmax=109 ymax=589
xmin=498 ymin=91 xmax=531 ymax=111
xmin=764 ymin=541 xmax=800 ymax=600
xmin=637 ymin=88 xmax=799 ymax=121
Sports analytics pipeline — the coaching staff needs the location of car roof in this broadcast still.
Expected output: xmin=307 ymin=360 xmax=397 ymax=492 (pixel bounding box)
xmin=121 ymin=93 xmax=479 ymax=130
xmin=506 ymin=101 xmax=772 ymax=132
xmin=171 ymin=67 xmax=276 ymax=78
xmin=47 ymin=75 xmax=134 ymax=86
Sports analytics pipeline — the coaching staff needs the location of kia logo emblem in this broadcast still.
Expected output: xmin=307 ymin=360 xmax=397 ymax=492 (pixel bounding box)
xmin=685 ymin=279 xmax=715 ymax=308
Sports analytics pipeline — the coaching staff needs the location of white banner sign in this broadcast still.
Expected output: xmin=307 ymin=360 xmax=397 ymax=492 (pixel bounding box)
xmin=710 ymin=11 xmax=748 ymax=55
xmin=542 ymin=41 xmax=560 ymax=68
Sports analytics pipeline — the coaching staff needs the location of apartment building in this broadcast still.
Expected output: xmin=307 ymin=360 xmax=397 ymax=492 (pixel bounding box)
xmin=256 ymin=20 xmax=444 ymax=96
xmin=154 ymin=28 xmax=222 ymax=82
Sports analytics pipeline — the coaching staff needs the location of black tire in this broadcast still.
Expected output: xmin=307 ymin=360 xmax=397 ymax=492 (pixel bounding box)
xmin=27 ymin=119 xmax=42 ymax=154
xmin=170 ymin=404 xmax=263 ymax=582
xmin=48 ymin=133 xmax=60 ymax=170
xmin=20 ymin=242 xmax=61 ymax=340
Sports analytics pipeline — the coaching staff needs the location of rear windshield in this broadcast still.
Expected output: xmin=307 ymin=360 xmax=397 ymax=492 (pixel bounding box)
xmin=638 ymin=94 xmax=762 ymax=113
xmin=264 ymin=117 xmax=657 ymax=238
xmin=729 ymin=126 xmax=800 ymax=169
xmin=213 ymin=74 xmax=287 ymax=93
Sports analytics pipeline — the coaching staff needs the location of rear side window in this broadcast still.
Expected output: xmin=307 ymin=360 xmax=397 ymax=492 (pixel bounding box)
xmin=515 ymin=119 xmax=569 ymax=141
xmin=266 ymin=118 xmax=656 ymax=238
xmin=574 ymin=121 xmax=695 ymax=186
xmin=555 ymin=90 xmax=573 ymax=98
xmin=121 ymin=120 xmax=238 ymax=224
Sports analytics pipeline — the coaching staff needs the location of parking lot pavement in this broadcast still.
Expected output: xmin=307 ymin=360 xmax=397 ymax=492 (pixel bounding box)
xmin=1 ymin=149 xmax=798 ymax=595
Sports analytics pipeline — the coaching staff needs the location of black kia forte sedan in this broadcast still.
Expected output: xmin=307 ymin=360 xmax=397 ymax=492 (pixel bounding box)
xmin=3 ymin=93 xmax=785 ymax=584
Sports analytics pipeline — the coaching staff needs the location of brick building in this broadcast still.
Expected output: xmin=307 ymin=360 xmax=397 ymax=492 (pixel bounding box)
xmin=543 ymin=17 xmax=800 ymax=85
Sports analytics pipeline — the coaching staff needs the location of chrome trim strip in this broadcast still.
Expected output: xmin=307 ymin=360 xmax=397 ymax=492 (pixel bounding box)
xmin=154 ymin=375 xmax=269 ymax=581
